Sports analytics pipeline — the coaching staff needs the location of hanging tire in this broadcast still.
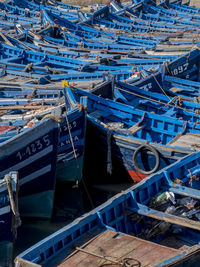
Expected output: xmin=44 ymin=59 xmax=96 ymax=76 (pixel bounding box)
xmin=133 ymin=144 xmax=160 ymax=175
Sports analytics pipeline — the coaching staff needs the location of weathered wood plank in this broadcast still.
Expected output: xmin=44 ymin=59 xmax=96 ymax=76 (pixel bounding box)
xmin=131 ymin=204 xmax=200 ymax=231
xmin=60 ymin=230 xmax=180 ymax=267
xmin=168 ymin=133 xmax=200 ymax=149
xmin=0 ymin=105 xmax=49 ymax=110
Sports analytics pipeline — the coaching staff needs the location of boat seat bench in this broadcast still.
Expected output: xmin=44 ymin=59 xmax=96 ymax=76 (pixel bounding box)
xmin=128 ymin=204 xmax=200 ymax=231
xmin=167 ymin=133 xmax=200 ymax=149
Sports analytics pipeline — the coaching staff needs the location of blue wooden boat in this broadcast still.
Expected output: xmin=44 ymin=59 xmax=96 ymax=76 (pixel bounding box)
xmin=0 ymin=171 xmax=20 ymax=267
xmin=0 ymin=99 xmax=87 ymax=184
xmin=126 ymin=4 xmax=200 ymax=27
xmin=0 ymin=43 xmax=163 ymax=75
xmin=56 ymin=95 xmax=87 ymax=183
xmin=136 ymin=49 xmax=200 ymax=99
xmin=0 ymin=1 xmax=38 ymax=17
xmin=141 ymin=2 xmax=200 ymax=21
xmin=0 ymin=118 xmax=59 ymax=219
xmin=167 ymin=2 xmax=200 ymax=14
xmin=92 ymin=4 xmax=200 ymax=37
xmin=110 ymin=5 xmax=200 ymax=30
xmin=47 ymin=0 xmax=79 ymax=10
xmin=128 ymin=50 xmax=200 ymax=99
xmin=64 ymin=76 xmax=200 ymax=125
xmin=99 ymin=78 xmax=200 ymax=124
xmin=64 ymin=83 xmax=200 ymax=183
xmin=0 ymin=31 xmax=147 ymax=61
xmin=15 ymin=151 xmax=200 ymax=267
xmin=0 ymin=67 xmax=134 ymax=84
xmin=11 ymin=0 xmax=79 ymax=13
xmin=164 ymin=48 xmax=200 ymax=81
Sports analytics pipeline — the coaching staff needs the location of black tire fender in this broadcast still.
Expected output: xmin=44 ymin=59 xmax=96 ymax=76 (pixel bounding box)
xmin=133 ymin=144 xmax=160 ymax=175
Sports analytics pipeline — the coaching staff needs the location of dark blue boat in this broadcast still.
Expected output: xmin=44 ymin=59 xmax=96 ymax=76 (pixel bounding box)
xmin=64 ymin=83 xmax=200 ymax=183
xmin=164 ymin=48 xmax=200 ymax=81
xmin=0 ymin=171 xmax=20 ymax=267
xmin=0 ymin=99 xmax=87 ymax=184
xmin=0 ymin=118 xmax=59 ymax=219
xmin=130 ymin=49 xmax=200 ymax=99
xmin=15 ymin=151 xmax=200 ymax=267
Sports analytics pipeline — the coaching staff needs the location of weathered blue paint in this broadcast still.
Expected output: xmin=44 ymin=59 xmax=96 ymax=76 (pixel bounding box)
xmin=15 ymin=151 xmax=200 ymax=266
xmin=0 ymin=119 xmax=59 ymax=219
xmin=64 ymin=84 xmax=200 ymax=182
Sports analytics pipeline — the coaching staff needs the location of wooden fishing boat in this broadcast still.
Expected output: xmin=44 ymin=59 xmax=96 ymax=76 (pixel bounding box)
xmin=15 ymin=151 xmax=200 ymax=267
xmin=63 ymin=83 xmax=200 ymax=183
xmin=0 ymin=43 xmax=163 ymax=76
xmin=134 ymin=48 xmax=200 ymax=99
xmin=56 ymin=94 xmax=87 ymax=183
xmin=0 ymin=118 xmax=59 ymax=219
xmin=167 ymin=1 xmax=200 ymax=13
xmin=0 ymin=96 xmax=87 ymax=184
xmin=164 ymin=48 xmax=200 ymax=81
xmin=99 ymin=78 xmax=200 ymax=124
xmin=0 ymin=171 xmax=20 ymax=267
xmin=127 ymin=50 xmax=200 ymax=99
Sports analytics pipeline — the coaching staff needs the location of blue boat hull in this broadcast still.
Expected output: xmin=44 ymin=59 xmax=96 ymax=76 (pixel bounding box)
xmin=0 ymin=119 xmax=59 ymax=219
xmin=64 ymin=84 xmax=199 ymax=183
xmin=84 ymin=117 xmax=191 ymax=183
xmin=56 ymin=107 xmax=86 ymax=183
xmin=15 ymin=151 xmax=200 ymax=266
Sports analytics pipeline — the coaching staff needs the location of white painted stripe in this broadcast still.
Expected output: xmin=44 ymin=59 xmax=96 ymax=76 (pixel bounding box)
xmin=57 ymin=149 xmax=77 ymax=161
xmin=20 ymin=164 xmax=51 ymax=185
xmin=0 ymin=119 xmax=58 ymax=155
xmin=0 ymin=205 xmax=10 ymax=216
xmin=0 ymin=145 xmax=53 ymax=178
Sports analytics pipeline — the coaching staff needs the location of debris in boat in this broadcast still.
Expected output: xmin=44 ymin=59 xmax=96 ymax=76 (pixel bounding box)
xmin=150 ymin=191 xmax=176 ymax=207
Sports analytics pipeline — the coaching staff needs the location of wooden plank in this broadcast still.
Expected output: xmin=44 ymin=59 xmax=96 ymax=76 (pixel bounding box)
xmin=168 ymin=133 xmax=200 ymax=149
xmin=0 ymin=32 xmax=13 ymax=47
xmin=130 ymin=204 xmax=200 ymax=231
xmin=15 ymin=258 xmax=41 ymax=267
xmin=128 ymin=124 xmax=145 ymax=134
xmin=169 ymin=183 xmax=200 ymax=200
xmin=0 ymin=105 xmax=49 ymax=110
xmin=60 ymin=230 xmax=181 ymax=267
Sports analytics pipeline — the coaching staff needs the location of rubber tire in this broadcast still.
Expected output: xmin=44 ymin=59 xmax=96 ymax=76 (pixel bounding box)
xmin=133 ymin=144 xmax=160 ymax=175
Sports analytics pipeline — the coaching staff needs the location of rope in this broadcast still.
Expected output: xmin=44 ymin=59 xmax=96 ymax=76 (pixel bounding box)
xmin=5 ymin=174 xmax=21 ymax=240
xmin=75 ymin=247 xmax=141 ymax=267
xmin=152 ymin=72 xmax=171 ymax=100
xmin=164 ymin=61 xmax=173 ymax=76
xmin=65 ymin=112 xmax=80 ymax=173
xmin=116 ymin=86 xmax=197 ymax=115
xmin=23 ymin=62 xmax=33 ymax=72
xmin=65 ymin=110 xmax=95 ymax=209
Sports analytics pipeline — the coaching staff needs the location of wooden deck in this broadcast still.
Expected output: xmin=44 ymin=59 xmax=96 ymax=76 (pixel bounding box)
xmin=168 ymin=133 xmax=200 ymax=149
xmin=59 ymin=230 xmax=184 ymax=267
